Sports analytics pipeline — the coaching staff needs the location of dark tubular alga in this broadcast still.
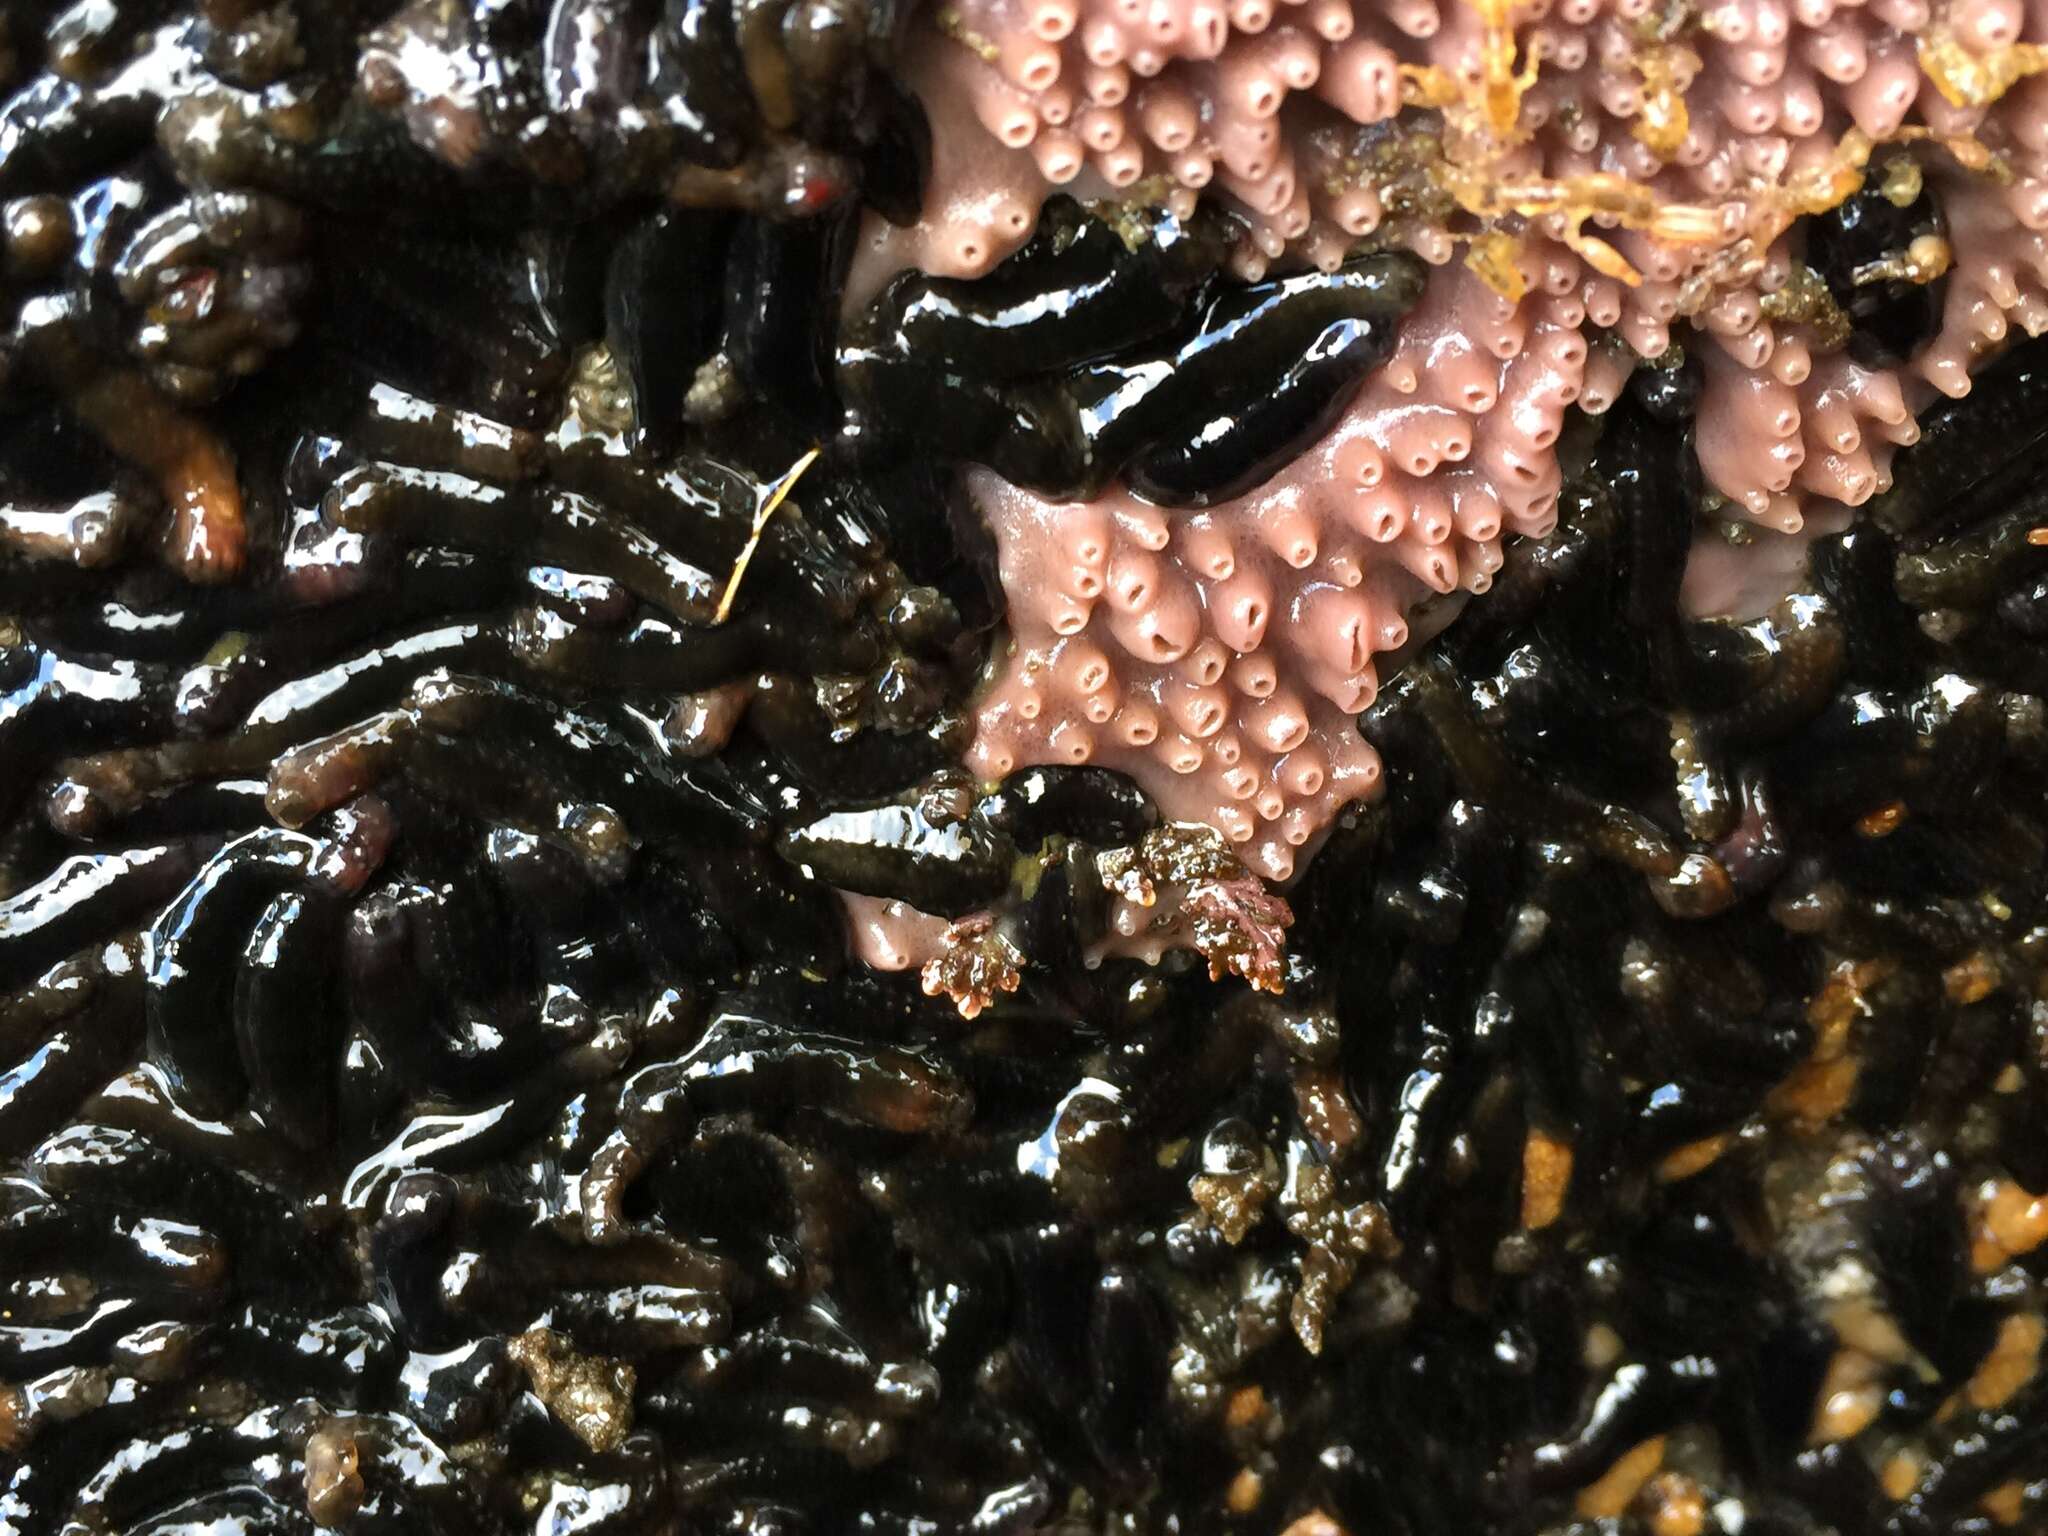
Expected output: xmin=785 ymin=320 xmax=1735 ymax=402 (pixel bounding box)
xmin=838 ymin=199 xmax=1429 ymax=507
xmin=0 ymin=4 xmax=2045 ymax=1536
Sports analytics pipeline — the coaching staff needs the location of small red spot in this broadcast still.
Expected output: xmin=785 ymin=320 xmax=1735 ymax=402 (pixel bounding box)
xmin=795 ymin=172 xmax=846 ymax=213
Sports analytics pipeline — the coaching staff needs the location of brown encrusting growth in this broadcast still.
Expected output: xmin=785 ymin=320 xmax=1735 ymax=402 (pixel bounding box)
xmin=918 ymin=909 xmax=1027 ymax=1016
xmin=505 ymin=1329 xmax=638 ymax=1455
xmin=1099 ymin=822 xmax=1300 ymax=988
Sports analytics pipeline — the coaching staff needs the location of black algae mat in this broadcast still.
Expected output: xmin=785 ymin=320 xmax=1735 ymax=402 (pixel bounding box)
xmin=1 ymin=5 xmax=2046 ymax=1534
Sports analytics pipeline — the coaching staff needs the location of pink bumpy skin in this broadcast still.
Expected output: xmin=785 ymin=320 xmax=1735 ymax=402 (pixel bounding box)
xmin=874 ymin=0 xmax=2048 ymax=873
xmin=854 ymin=0 xmax=2048 ymax=533
xmin=966 ymin=263 xmax=1587 ymax=881
xmin=847 ymin=0 xmax=2048 ymax=982
xmin=842 ymin=893 xmax=954 ymax=970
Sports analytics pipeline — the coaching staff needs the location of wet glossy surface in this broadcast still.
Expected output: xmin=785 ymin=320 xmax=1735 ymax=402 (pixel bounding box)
xmin=0 ymin=5 xmax=2045 ymax=1535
